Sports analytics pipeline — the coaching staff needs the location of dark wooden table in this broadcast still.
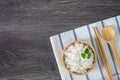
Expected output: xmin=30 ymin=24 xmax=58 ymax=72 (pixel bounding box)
xmin=0 ymin=0 xmax=120 ymax=80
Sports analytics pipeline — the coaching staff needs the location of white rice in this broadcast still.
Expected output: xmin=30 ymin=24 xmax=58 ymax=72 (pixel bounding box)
xmin=64 ymin=42 xmax=94 ymax=73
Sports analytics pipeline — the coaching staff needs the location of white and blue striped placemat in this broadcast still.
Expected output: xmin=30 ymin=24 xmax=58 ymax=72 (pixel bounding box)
xmin=50 ymin=15 xmax=120 ymax=80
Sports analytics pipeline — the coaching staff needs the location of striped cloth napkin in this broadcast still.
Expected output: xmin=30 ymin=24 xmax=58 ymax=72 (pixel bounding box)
xmin=50 ymin=15 xmax=120 ymax=80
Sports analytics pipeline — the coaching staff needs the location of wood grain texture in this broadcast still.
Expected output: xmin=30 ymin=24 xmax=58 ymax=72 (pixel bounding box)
xmin=0 ymin=0 xmax=120 ymax=80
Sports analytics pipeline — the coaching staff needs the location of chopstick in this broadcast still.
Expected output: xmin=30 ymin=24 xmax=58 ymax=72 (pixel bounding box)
xmin=93 ymin=27 xmax=114 ymax=80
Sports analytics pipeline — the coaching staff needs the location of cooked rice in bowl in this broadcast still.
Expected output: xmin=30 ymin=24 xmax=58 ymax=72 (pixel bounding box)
xmin=61 ymin=40 xmax=96 ymax=75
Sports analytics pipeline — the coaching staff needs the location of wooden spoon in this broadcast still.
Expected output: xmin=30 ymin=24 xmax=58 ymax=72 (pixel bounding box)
xmin=101 ymin=26 xmax=120 ymax=70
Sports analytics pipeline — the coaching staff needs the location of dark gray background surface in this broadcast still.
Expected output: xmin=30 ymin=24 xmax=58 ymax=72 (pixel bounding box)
xmin=0 ymin=0 xmax=120 ymax=80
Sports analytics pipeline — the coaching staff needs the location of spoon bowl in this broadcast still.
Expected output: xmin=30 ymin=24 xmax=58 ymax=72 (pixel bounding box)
xmin=101 ymin=26 xmax=115 ymax=42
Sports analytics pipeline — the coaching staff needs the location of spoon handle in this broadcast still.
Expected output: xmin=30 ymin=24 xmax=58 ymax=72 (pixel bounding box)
xmin=109 ymin=42 xmax=120 ymax=70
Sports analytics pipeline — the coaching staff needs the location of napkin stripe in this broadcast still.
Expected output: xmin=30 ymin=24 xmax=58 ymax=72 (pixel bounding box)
xmin=101 ymin=21 xmax=119 ymax=79
xmin=73 ymin=30 xmax=77 ymax=40
xmin=58 ymin=34 xmax=73 ymax=80
xmin=115 ymin=17 xmax=120 ymax=33
xmin=73 ymin=29 xmax=89 ymax=80
xmin=87 ymin=25 xmax=105 ymax=80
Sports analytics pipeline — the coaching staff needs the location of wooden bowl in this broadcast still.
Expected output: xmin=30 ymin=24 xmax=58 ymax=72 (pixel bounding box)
xmin=61 ymin=40 xmax=97 ymax=76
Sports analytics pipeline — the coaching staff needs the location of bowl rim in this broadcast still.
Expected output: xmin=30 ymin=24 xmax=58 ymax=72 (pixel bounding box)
xmin=61 ymin=40 xmax=97 ymax=76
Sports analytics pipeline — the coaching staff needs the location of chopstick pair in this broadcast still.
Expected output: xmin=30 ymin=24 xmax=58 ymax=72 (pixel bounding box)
xmin=93 ymin=27 xmax=114 ymax=80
